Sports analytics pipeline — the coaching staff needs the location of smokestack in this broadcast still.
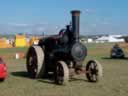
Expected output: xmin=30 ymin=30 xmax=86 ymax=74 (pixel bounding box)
xmin=71 ymin=10 xmax=80 ymax=42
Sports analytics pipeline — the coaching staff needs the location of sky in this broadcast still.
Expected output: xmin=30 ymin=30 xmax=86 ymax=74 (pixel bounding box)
xmin=0 ymin=0 xmax=128 ymax=35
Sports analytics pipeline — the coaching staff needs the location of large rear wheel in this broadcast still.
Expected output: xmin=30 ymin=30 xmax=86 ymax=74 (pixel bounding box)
xmin=26 ymin=46 xmax=45 ymax=78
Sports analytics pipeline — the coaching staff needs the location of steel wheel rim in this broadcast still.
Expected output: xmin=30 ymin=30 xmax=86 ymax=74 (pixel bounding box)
xmin=56 ymin=64 xmax=64 ymax=84
xmin=27 ymin=48 xmax=38 ymax=78
xmin=87 ymin=61 xmax=98 ymax=82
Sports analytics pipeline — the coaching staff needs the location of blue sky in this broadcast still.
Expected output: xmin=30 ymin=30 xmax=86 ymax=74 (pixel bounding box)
xmin=0 ymin=0 xmax=128 ymax=35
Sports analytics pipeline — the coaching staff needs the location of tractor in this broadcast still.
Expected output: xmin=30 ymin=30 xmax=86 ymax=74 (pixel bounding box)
xmin=26 ymin=10 xmax=103 ymax=85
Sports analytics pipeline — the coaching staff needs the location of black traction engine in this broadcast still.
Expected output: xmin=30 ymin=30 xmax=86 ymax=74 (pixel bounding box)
xmin=26 ymin=10 xmax=103 ymax=85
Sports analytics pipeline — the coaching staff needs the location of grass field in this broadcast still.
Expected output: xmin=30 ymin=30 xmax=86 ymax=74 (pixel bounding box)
xmin=0 ymin=43 xmax=128 ymax=96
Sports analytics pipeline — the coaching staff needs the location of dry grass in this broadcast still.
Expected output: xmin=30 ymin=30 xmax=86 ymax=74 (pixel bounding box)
xmin=0 ymin=43 xmax=128 ymax=96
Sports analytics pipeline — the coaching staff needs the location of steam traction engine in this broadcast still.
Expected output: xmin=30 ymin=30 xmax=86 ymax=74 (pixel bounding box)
xmin=26 ymin=10 xmax=103 ymax=85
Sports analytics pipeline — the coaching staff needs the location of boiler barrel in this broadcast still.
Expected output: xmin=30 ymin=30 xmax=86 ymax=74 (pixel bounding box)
xmin=71 ymin=10 xmax=80 ymax=42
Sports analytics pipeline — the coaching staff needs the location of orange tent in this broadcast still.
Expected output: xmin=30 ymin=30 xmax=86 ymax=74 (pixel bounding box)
xmin=0 ymin=38 xmax=7 ymax=48
xmin=0 ymin=38 xmax=12 ymax=48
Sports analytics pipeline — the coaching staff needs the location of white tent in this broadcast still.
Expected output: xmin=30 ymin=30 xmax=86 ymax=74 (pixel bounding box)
xmin=96 ymin=35 xmax=124 ymax=43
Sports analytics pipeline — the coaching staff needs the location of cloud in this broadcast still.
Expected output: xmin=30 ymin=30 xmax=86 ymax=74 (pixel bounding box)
xmin=80 ymin=17 xmax=128 ymax=35
xmin=7 ymin=23 xmax=30 ymax=27
xmin=0 ymin=18 xmax=128 ymax=36
xmin=0 ymin=23 xmax=63 ymax=35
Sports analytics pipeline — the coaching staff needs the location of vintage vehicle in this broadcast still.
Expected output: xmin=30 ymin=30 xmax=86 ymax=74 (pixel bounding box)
xmin=111 ymin=44 xmax=125 ymax=58
xmin=0 ymin=58 xmax=7 ymax=81
xmin=26 ymin=10 xmax=103 ymax=85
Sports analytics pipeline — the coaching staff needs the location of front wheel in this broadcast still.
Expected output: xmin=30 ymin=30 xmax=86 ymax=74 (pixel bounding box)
xmin=86 ymin=60 xmax=103 ymax=82
xmin=55 ymin=61 xmax=69 ymax=85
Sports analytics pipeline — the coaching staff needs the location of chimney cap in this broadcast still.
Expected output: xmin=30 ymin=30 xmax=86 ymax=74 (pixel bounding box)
xmin=71 ymin=10 xmax=81 ymax=15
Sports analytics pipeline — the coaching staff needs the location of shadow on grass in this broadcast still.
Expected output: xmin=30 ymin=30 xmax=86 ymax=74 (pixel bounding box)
xmin=38 ymin=79 xmax=54 ymax=84
xmin=102 ymin=57 xmax=128 ymax=60
xmin=11 ymin=71 xmax=55 ymax=84
xmin=11 ymin=71 xmax=29 ymax=78
xmin=38 ymin=77 xmax=89 ymax=85
xmin=11 ymin=71 xmax=91 ymax=85
xmin=68 ymin=75 xmax=86 ymax=81
xmin=37 ymin=74 xmax=55 ymax=84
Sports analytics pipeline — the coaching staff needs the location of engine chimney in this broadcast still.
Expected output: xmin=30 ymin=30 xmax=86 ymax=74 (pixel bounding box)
xmin=71 ymin=10 xmax=80 ymax=42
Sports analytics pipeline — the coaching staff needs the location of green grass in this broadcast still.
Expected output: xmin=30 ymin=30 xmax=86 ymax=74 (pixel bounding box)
xmin=0 ymin=43 xmax=128 ymax=96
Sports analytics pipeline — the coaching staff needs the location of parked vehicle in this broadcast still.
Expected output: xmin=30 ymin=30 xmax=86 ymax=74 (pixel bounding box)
xmin=111 ymin=44 xmax=125 ymax=58
xmin=0 ymin=58 xmax=7 ymax=81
